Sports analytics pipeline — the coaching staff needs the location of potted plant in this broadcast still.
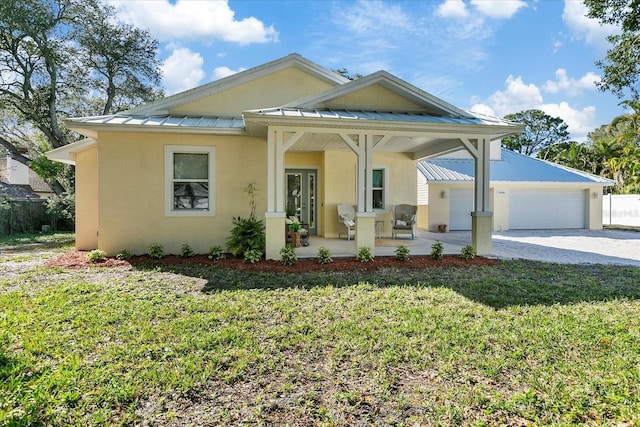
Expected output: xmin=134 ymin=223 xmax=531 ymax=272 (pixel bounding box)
xmin=288 ymin=221 xmax=302 ymax=247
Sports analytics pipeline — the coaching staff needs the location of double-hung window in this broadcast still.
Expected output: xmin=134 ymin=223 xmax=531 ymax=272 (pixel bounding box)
xmin=165 ymin=145 xmax=215 ymax=217
xmin=372 ymin=167 xmax=387 ymax=210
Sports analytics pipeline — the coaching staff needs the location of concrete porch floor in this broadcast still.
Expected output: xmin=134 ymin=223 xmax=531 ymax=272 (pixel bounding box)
xmin=294 ymin=229 xmax=466 ymax=258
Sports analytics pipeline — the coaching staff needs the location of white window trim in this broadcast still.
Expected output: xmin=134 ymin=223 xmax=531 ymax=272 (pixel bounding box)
xmin=372 ymin=165 xmax=389 ymax=212
xmin=164 ymin=145 xmax=215 ymax=217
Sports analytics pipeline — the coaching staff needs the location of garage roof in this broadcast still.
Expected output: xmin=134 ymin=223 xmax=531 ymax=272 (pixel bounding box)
xmin=418 ymin=149 xmax=615 ymax=184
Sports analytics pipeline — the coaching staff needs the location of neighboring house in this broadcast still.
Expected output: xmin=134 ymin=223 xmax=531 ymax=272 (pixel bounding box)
xmin=418 ymin=142 xmax=614 ymax=231
xmin=0 ymin=155 xmax=54 ymax=200
xmin=47 ymin=53 xmax=522 ymax=258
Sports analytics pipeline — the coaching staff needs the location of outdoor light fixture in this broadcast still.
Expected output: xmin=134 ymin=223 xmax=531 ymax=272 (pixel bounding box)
xmin=440 ymin=190 xmax=447 ymax=199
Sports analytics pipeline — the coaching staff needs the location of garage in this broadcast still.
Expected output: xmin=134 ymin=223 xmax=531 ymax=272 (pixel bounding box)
xmin=509 ymin=189 xmax=586 ymax=229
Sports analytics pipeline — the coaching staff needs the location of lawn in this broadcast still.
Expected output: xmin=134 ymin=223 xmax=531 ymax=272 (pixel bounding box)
xmin=1 ymin=240 xmax=640 ymax=426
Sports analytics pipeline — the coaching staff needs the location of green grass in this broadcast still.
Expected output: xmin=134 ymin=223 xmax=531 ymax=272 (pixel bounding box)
xmin=1 ymin=255 xmax=640 ymax=426
xmin=0 ymin=232 xmax=75 ymax=247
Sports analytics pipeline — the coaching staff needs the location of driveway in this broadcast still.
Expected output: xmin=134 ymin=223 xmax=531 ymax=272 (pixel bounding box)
xmin=422 ymin=228 xmax=640 ymax=267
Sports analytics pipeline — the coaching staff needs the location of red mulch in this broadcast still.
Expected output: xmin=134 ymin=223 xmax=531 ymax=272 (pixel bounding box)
xmin=46 ymin=251 xmax=496 ymax=272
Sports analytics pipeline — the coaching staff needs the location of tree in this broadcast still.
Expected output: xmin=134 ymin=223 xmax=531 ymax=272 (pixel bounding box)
xmin=334 ymin=68 xmax=363 ymax=81
xmin=0 ymin=0 xmax=163 ymax=194
xmin=584 ymin=0 xmax=640 ymax=99
xmin=502 ymin=109 xmax=570 ymax=156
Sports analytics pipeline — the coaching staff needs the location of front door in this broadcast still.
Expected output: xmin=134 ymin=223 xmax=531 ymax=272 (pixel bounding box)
xmin=285 ymin=169 xmax=317 ymax=235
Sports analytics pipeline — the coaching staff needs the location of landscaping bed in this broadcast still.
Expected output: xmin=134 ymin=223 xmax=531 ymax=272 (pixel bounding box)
xmin=45 ymin=250 xmax=496 ymax=271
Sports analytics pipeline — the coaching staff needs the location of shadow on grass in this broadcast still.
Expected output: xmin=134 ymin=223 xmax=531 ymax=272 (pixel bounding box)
xmin=132 ymin=259 xmax=640 ymax=309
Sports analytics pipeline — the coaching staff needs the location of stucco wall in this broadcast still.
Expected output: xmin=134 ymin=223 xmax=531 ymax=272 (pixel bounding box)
xmin=171 ymin=68 xmax=336 ymax=117
xmin=96 ymin=131 xmax=267 ymax=255
xmin=322 ymin=151 xmax=417 ymax=238
xmin=75 ymin=146 xmax=99 ymax=250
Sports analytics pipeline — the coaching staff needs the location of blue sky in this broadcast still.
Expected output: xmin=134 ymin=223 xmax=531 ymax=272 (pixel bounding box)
xmin=110 ymin=0 xmax=624 ymax=142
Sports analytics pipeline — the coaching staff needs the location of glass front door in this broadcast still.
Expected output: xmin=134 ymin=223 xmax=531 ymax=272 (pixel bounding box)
xmin=285 ymin=169 xmax=317 ymax=235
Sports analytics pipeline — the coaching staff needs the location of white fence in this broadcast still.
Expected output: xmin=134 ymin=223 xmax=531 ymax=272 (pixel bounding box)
xmin=603 ymin=194 xmax=640 ymax=227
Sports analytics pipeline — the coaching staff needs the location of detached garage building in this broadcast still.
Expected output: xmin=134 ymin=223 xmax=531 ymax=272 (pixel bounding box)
xmin=419 ymin=142 xmax=614 ymax=231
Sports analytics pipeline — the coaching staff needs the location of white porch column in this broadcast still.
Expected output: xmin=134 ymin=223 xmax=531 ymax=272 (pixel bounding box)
xmin=461 ymin=137 xmax=493 ymax=255
xmin=265 ymin=127 xmax=304 ymax=260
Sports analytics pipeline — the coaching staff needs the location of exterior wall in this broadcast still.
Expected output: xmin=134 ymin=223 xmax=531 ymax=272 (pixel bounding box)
xmin=327 ymin=84 xmax=423 ymax=111
xmin=171 ymin=68 xmax=336 ymax=116
xmin=95 ymin=131 xmax=267 ymax=255
xmin=75 ymin=147 xmax=99 ymax=250
xmin=417 ymin=170 xmax=429 ymax=229
xmin=320 ymin=151 xmax=417 ymax=238
xmin=322 ymin=150 xmax=356 ymax=238
xmin=587 ymin=187 xmax=604 ymax=230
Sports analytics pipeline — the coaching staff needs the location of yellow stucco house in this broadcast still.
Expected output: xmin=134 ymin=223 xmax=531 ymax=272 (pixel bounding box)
xmin=47 ymin=53 xmax=522 ymax=259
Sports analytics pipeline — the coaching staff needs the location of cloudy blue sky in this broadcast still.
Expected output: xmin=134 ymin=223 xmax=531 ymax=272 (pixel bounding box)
xmin=110 ymin=0 xmax=624 ymax=142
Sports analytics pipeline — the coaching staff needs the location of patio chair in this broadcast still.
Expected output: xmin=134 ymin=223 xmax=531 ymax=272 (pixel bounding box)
xmin=391 ymin=204 xmax=417 ymax=239
xmin=337 ymin=204 xmax=356 ymax=240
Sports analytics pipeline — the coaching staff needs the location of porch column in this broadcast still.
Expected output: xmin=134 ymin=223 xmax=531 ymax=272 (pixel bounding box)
xmin=265 ymin=128 xmax=284 ymax=260
xmin=461 ymin=137 xmax=493 ymax=255
xmin=264 ymin=127 xmax=304 ymax=260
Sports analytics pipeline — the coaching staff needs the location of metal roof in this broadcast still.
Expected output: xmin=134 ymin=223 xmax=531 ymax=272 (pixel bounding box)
xmin=68 ymin=114 xmax=245 ymax=129
xmin=250 ymin=108 xmax=515 ymax=127
xmin=418 ymin=149 xmax=614 ymax=184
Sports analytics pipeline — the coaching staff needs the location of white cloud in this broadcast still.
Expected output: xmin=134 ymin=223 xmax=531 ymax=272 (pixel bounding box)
xmin=471 ymin=75 xmax=597 ymax=142
xmin=161 ymin=47 xmax=205 ymax=95
xmin=483 ymin=75 xmax=543 ymax=117
xmin=562 ymin=0 xmax=618 ymax=51
xmin=540 ymin=102 xmax=597 ymax=142
xmin=212 ymin=66 xmax=246 ymax=81
xmin=109 ymin=0 xmax=278 ymax=45
xmin=342 ymin=0 xmax=412 ymax=34
xmin=470 ymin=0 xmax=526 ymax=19
xmin=436 ymin=0 xmax=469 ymax=19
xmin=543 ymin=69 xmax=601 ymax=96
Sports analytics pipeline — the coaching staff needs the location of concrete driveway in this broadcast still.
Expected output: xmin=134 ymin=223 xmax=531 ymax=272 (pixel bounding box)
xmin=425 ymin=228 xmax=640 ymax=266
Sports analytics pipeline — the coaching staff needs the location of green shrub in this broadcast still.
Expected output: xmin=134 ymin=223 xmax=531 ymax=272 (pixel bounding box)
xmin=357 ymin=246 xmax=374 ymax=263
xmin=279 ymin=246 xmax=297 ymax=265
xmin=395 ymin=245 xmax=410 ymax=261
xmin=243 ymin=248 xmax=263 ymax=264
xmin=86 ymin=249 xmax=107 ymax=263
xmin=227 ymin=216 xmax=265 ymax=258
xmin=207 ymin=245 xmax=225 ymax=261
xmin=431 ymin=241 xmax=444 ymax=260
xmin=148 ymin=244 xmax=165 ymax=259
xmin=115 ymin=249 xmax=132 ymax=260
xmin=317 ymin=246 xmax=333 ymax=264
xmin=460 ymin=244 xmax=476 ymax=260
xmin=180 ymin=243 xmax=194 ymax=258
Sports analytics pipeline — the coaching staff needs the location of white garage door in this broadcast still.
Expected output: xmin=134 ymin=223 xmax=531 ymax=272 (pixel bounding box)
xmin=509 ymin=190 xmax=586 ymax=229
xmin=449 ymin=188 xmax=473 ymax=230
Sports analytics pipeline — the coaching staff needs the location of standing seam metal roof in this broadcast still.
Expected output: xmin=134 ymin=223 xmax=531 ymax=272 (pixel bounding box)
xmin=418 ymin=149 xmax=614 ymax=184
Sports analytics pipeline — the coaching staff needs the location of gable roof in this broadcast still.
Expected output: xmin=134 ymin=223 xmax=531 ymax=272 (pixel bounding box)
xmin=418 ymin=149 xmax=614 ymax=185
xmin=128 ymin=53 xmax=349 ymax=116
xmin=283 ymin=70 xmax=474 ymax=118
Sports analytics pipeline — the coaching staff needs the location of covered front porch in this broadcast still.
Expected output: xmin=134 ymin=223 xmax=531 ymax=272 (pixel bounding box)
xmin=248 ymin=116 xmax=518 ymax=260
xmin=293 ymin=229 xmax=467 ymax=258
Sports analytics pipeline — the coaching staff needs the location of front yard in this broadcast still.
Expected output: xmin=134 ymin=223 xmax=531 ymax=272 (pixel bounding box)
xmin=1 ymin=238 xmax=640 ymax=426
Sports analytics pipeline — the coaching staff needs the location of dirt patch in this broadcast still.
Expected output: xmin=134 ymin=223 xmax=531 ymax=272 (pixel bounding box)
xmin=45 ymin=251 xmax=496 ymax=272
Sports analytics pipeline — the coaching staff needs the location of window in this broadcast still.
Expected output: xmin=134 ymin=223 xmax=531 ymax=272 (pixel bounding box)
xmin=165 ymin=145 xmax=215 ymax=217
xmin=372 ymin=167 xmax=387 ymax=210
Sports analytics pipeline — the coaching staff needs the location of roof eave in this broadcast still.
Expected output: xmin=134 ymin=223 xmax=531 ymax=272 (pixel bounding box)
xmin=243 ymin=112 xmax=522 ymax=137
xmin=65 ymin=120 xmax=248 ymax=138
xmin=46 ymin=138 xmax=97 ymax=165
